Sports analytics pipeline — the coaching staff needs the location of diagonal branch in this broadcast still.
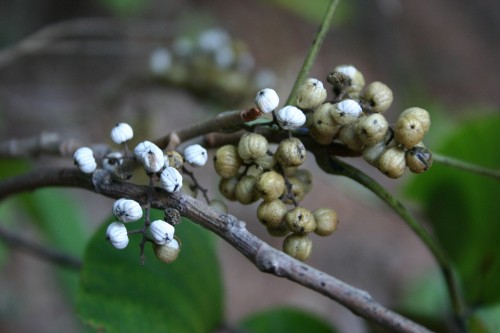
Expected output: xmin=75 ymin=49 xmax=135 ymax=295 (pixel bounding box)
xmin=0 ymin=167 xmax=433 ymax=333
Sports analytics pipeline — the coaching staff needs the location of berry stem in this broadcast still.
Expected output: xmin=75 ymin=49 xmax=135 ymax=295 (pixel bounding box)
xmin=316 ymin=153 xmax=468 ymax=332
xmin=139 ymin=174 xmax=154 ymax=265
xmin=182 ymin=166 xmax=210 ymax=204
xmin=433 ymin=153 xmax=500 ymax=180
xmin=285 ymin=0 xmax=341 ymax=106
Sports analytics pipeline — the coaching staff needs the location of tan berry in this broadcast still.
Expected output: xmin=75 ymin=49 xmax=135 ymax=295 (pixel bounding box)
xmin=285 ymin=206 xmax=316 ymax=234
xmin=256 ymin=171 xmax=285 ymax=201
xmin=338 ymin=124 xmax=364 ymax=152
xmin=267 ymin=223 xmax=290 ymax=237
xmin=313 ymin=208 xmax=339 ymax=236
xmin=214 ymin=145 xmax=242 ymax=178
xmin=394 ymin=114 xmax=425 ymax=149
xmin=309 ymin=103 xmax=341 ymax=145
xmin=257 ymin=199 xmax=288 ymax=228
xmin=235 ymin=175 xmax=260 ymax=204
xmin=238 ymin=132 xmax=268 ymax=163
xmin=356 ymin=113 xmax=389 ymax=145
xmin=275 ymin=137 xmax=306 ymax=167
xmin=406 ymin=146 xmax=433 ymax=173
xmin=296 ymin=78 xmax=327 ymax=110
xmin=284 ymin=177 xmax=306 ymax=204
xmin=399 ymin=107 xmax=431 ymax=133
xmin=361 ymin=81 xmax=393 ymax=113
xmin=166 ymin=150 xmax=184 ymax=170
xmin=283 ymin=233 xmax=312 ymax=261
xmin=219 ymin=177 xmax=238 ymax=201
xmin=152 ymin=237 xmax=181 ymax=264
xmin=378 ymin=147 xmax=407 ymax=179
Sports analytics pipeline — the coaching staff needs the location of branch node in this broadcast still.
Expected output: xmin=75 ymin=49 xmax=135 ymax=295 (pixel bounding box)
xmin=255 ymin=244 xmax=282 ymax=275
xmin=92 ymin=169 xmax=112 ymax=192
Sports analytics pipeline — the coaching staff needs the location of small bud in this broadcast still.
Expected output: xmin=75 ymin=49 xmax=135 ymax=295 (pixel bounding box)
xmin=283 ymin=233 xmax=312 ymax=261
xmin=275 ymin=137 xmax=306 ymax=167
xmin=73 ymin=147 xmax=97 ymax=174
xmin=103 ymin=152 xmax=133 ymax=180
xmin=112 ymin=198 xmax=143 ymax=223
xmin=106 ymin=222 xmax=129 ymax=250
xmin=184 ymin=144 xmax=208 ymax=167
xmin=166 ymin=150 xmax=184 ymax=170
xmin=153 ymin=238 xmax=181 ymax=264
xmin=333 ymin=65 xmax=365 ymax=96
xmin=134 ymin=141 xmax=165 ymax=173
xmin=160 ymin=167 xmax=183 ymax=193
xmin=110 ymin=122 xmax=134 ymax=144
xmin=296 ymin=78 xmax=327 ymax=110
xmin=149 ymin=220 xmax=175 ymax=245
xmin=406 ymin=146 xmax=433 ymax=173
xmin=255 ymin=88 xmax=279 ymax=113
xmin=276 ymin=106 xmax=306 ymax=130
xmin=361 ymin=81 xmax=393 ymax=113
xmin=331 ymin=99 xmax=362 ymax=125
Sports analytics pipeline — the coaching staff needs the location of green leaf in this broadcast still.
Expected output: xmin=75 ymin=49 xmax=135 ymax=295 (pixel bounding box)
xmin=405 ymin=114 xmax=500 ymax=306
xmin=263 ymin=0 xmax=352 ymax=25
xmin=239 ymin=306 xmax=337 ymax=333
xmin=468 ymin=303 xmax=500 ymax=333
xmin=77 ymin=211 xmax=224 ymax=333
xmin=20 ymin=189 xmax=89 ymax=299
xmin=97 ymin=0 xmax=150 ymax=17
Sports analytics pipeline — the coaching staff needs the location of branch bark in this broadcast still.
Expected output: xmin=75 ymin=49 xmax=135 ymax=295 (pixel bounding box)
xmin=0 ymin=168 xmax=433 ymax=333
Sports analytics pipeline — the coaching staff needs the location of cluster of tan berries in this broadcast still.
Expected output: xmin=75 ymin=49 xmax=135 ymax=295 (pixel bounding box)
xmin=307 ymin=65 xmax=433 ymax=178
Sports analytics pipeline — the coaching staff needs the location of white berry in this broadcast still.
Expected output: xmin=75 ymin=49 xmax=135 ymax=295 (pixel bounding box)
xmin=255 ymin=88 xmax=279 ymax=113
xmin=160 ymin=166 xmax=183 ymax=193
xmin=135 ymin=141 xmax=164 ymax=173
xmin=106 ymin=222 xmax=129 ymax=250
xmin=149 ymin=220 xmax=175 ymax=245
xmin=110 ymin=122 xmax=134 ymax=144
xmin=331 ymin=99 xmax=362 ymax=125
xmin=112 ymin=198 xmax=143 ymax=223
xmin=276 ymin=105 xmax=306 ymax=130
xmin=73 ymin=147 xmax=97 ymax=174
xmin=184 ymin=144 xmax=208 ymax=167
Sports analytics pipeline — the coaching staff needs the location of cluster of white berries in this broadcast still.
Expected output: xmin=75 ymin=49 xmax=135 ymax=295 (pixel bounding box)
xmin=72 ymin=121 xmax=211 ymax=263
xmin=148 ymin=28 xmax=276 ymax=106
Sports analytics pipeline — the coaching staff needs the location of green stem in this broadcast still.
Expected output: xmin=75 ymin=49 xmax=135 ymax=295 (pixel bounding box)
xmin=315 ymin=153 xmax=468 ymax=332
xmin=433 ymin=153 xmax=500 ymax=181
xmin=285 ymin=0 xmax=341 ymax=106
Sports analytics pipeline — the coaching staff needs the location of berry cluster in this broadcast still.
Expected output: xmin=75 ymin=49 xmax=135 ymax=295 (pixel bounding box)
xmin=306 ymin=64 xmax=433 ymax=178
xmin=215 ymin=90 xmax=339 ymax=261
xmin=73 ymin=122 xmax=210 ymax=264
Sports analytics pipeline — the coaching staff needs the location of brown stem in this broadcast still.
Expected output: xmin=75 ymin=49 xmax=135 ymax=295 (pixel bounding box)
xmin=0 ymin=168 xmax=433 ymax=333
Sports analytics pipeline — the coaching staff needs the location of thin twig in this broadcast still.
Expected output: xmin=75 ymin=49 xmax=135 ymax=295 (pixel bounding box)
xmin=0 ymin=224 xmax=82 ymax=270
xmin=433 ymin=153 xmax=500 ymax=181
xmin=0 ymin=168 xmax=433 ymax=333
xmin=285 ymin=0 xmax=341 ymax=106
xmin=314 ymin=153 xmax=467 ymax=332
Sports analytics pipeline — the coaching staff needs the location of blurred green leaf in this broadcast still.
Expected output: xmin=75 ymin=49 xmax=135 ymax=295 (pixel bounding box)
xmin=405 ymin=114 xmax=500 ymax=306
xmin=97 ymin=0 xmax=150 ymax=17
xmin=263 ymin=0 xmax=352 ymax=25
xmin=20 ymin=189 xmax=89 ymax=299
xmin=469 ymin=303 xmax=500 ymax=333
xmin=77 ymin=212 xmax=224 ymax=333
xmin=239 ymin=306 xmax=337 ymax=333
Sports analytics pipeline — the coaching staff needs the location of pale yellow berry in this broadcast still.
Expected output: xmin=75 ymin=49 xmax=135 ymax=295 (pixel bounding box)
xmin=378 ymin=147 xmax=407 ymax=178
xmin=275 ymin=137 xmax=306 ymax=167
xmin=166 ymin=150 xmax=184 ymax=170
xmin=356 ymin=113 xmax=389 ymax=145
xmin=238 ymin=132 xmax=268 ymax=163
xmin=214 ymin=145 xmax=242 ymax=178
xmin=152 ymin=237 xmax=181 ymax=264
xmin=395 ymin=114 xmax=425 ymax=149
xmin=219 ymin=177 xmax=238 ymax=201
xmin=256 ymin=171 xmax=286 ymax=202
xmin=309 ymin=103 xmax=341 ymax=145
xmin=399 ymin=107 xmax=431 ymax=133
xmin=235 ymin=175 xmax=259 ymax=204
xmin=285 ymin=206 xmax=316 ymax=234
xmin=361 ymin=81 xmax=393 ymax=113
xmin=283 ymin=233 xmax=312 ymax=261
xmin=313 ymin=208 xmax=339 ymax=236
xmin=296 ymin=78 xmax=327 ymax=110
xmin=283 ymin=177 xmax=306 ymax=204
xmin=338 ymin=124 xmax=364 ymax=152
xmin=257 ymin=199 xmax=288 ymax=228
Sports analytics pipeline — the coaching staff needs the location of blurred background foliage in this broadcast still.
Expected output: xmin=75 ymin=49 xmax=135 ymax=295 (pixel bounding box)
xmin=0 ymin=0 xmax=499 ymax=332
